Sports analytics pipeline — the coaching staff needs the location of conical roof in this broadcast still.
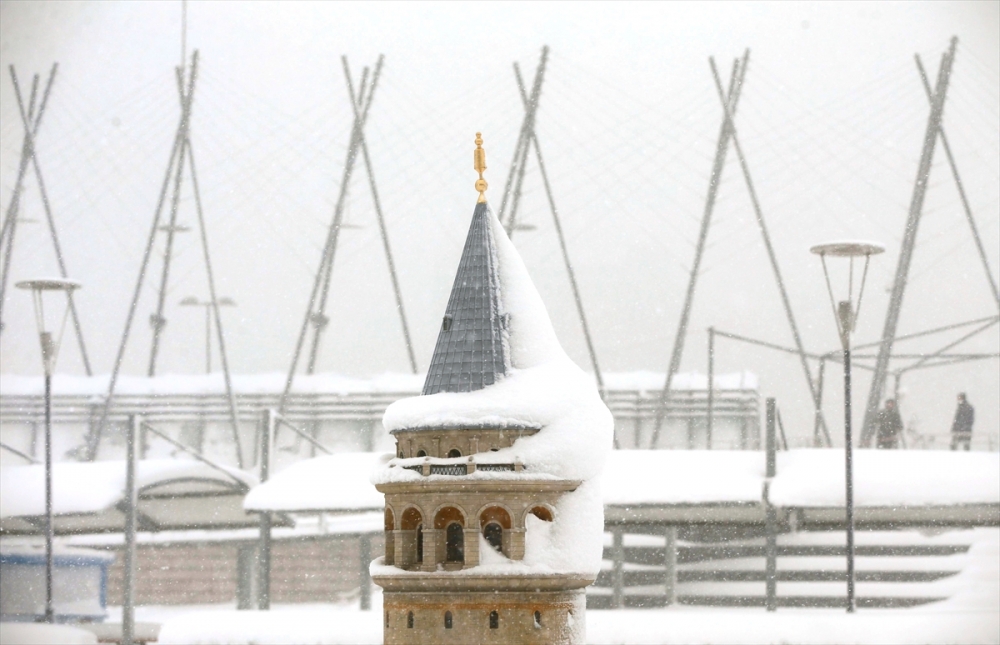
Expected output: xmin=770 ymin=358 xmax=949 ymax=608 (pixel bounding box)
xmin=422 ymin=202 xmax=508 ymax=395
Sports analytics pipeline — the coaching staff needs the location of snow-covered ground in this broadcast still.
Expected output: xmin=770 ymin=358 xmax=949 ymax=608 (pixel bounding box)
xmin=150 ymin=528 xmax=999 ymax=645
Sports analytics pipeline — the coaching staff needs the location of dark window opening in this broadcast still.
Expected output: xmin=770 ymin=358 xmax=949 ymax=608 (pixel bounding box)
xmin=442 ymin=314 xmax=453 ymax=331
xmin=534 ymin=611 xmax=541 ymax=628
xmin=447 ymin=448 xmax=462 ymax=458
xmin=530 ymin=506 xmax=554 ymax=522
xmin=416 ymin=450 xmax=427 ymax=457
xmin=385 ymin=612 xmax=390 ymax=628
xmin=416 ymin=524 xmax=423 ymax=563
xmin=444 ymin=611 xmax=453 ymax=629
xmin=398 ymin=450 xmax=403 ymax=459
xmin=489 ymin=610 xmax=499 ymax=629
xmin=446 ymin=522 xmax=464 ymax=562
xmin=490 ymin=447 xmax=499 ymax=452
xmin=407 ymin=612 xmax=414 ymax=629
xmin=484 ymin=522 xmax=503 ymax=552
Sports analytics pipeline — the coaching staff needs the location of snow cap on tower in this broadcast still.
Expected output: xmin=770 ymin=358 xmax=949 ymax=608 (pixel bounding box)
xmin=422 ymin=134 xmax=509 ymax=394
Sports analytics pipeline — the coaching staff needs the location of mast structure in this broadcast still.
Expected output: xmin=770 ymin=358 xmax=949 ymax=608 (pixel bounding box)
xmin=0 ymin=64 xmax=93 ymax=375
xmin=860 ymin=38 xmax=967 ymax=443
xmin=281 ymin=55 xmax=418 ymax=414
xmin=89 ymin=52 xmax=244 ymax=467
xmin=651 ymin=51 xmax=830 ymax=448
xmin=498 ymin=46 xmax=607 ymax=400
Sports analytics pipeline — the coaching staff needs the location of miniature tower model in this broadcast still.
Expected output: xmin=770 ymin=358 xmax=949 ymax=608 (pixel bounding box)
xmin=372 ymin=134 xmax=613 ymax=644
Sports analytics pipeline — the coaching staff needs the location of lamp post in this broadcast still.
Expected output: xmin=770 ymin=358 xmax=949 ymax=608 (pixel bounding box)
xmin=179 ymin=296 xmax=236 ymax=374
xmin=15 ymin=277 xmax=82 ymax=623
xmin=809 ymin=241 xmax=884 ymax=613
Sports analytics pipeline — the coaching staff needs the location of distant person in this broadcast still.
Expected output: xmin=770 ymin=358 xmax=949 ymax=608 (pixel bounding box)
xmin=950 ymin=393 xmax=975 ymax=451
xmin=875 ymin=399 xmax=903 ymax=449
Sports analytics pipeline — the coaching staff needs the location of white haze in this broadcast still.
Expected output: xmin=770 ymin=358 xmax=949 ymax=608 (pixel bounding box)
xmin=0 ymin=1 xmax=997 ymax=445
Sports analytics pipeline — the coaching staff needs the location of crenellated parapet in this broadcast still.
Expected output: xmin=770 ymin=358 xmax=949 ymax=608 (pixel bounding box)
xmin=392 ymin=425 xmax=539 ymax=459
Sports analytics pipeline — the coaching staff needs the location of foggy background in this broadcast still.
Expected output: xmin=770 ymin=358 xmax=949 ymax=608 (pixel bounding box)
xmin=1 ymin=1 xmax=997 ymax=446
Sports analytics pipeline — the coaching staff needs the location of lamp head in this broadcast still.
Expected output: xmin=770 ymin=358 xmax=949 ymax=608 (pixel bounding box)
xmin=15 ymin=277 xmax=82 ymax=376
xmin=809 ymin=240 xmax=885 ymax=257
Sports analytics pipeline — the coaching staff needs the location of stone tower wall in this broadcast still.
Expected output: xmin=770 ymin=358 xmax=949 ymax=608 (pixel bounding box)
xmin=383 ymin=589 xmax=585 ymax=645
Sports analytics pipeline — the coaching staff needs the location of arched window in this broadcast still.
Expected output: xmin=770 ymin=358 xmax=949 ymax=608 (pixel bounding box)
xmin=444 ymin=611 xmax=453 ymax=629
xmin=401 ymin=507 xmax=423 ymax=566
xmin=434 ymin=507 xmax=466 ymax=565
xmin=446 ymin=522 xmax=464 ymax=562
xmin=480 ymin=506 xmax=511 ymax=554
xmin=483 ymin=522 xmax=503 ymax=552
xmin=447 ymin=448 xmax=462 ymax=458
xmin=385 ymin=612 xmax=390 ymax=628
xmin=489 ymin=610 xmax=499 ymax=629
xmin=534 ymin=610 xmax=542 ymax=628
xmin=416 ymin=449 xmax=427 ymax=457
xmin=407 ymin=611 xmax=414 ymax=628
xmin=529 ymin=506 xmax=554 ymax=522
xmin=384 ymin=508 xmax=395 ymax=531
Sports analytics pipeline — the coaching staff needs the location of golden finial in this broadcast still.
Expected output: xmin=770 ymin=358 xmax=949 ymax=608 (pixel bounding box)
xmin=474 ymin=132 xmax=488 ymax=203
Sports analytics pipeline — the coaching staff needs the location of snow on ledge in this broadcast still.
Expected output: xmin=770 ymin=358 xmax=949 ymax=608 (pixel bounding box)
xmin=243 ymin=449 xmax=999 ymax=515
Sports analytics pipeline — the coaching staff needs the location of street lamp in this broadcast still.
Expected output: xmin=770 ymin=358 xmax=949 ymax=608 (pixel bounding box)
xmin=15 ymin=277 xmax=82 ymax=623
xmin=809 ymin=240 xmax=884 ymax=613
xmin=179 ymin=296 xmax=236 ymax=374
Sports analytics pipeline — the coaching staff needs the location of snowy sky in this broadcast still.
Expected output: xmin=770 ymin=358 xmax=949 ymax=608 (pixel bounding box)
xmin=1 ymin=1 xmax=997 ymax=443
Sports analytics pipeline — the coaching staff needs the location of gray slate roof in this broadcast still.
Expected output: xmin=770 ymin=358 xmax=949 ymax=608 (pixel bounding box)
xmin=422 ymin=202 xmax=508 ymax=395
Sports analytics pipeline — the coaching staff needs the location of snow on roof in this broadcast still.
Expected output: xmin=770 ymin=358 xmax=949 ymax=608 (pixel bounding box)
xmin=769 ymin=450 xmax=1000 ymax=507
xmin=0 ymin=543 xmax=115 ymax=563
xmin=602 ymin=450 xmax=765 ymax=505
xmin=383 ymin=207 xmax=614 ymax=482
xmin=601 ymin=370 xmax=758 ymax=392
xmin=243 ymin=452 xmax=387 ymax=513
xmin=0 ymin=459 xmax=257 ymax=519
xmin=244 ymin=449 xmax=999 ymax=514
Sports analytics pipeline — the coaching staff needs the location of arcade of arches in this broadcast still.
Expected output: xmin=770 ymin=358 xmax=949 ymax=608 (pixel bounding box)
xmin=382 ymin=498 xmax=556 ymax=570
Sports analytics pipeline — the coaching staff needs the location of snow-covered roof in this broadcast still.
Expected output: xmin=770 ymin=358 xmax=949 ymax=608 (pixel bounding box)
xmin=243 ymin=453 xmax=385 ymax=513
xmin=767 ymin=450 xmax=1000 ymax=507
xmin=0 ymin=459 xmax=260 ymax=535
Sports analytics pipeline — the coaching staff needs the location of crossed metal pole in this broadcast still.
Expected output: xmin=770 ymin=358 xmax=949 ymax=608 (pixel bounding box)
xmin=862 ymin=38 xmax=974 ymax=440
xmin=281 ymin=55 xmax=417 ymax=413
xmin=914 ymin=53 xmax=1000 ymax=312
xmin=497 ymin=47 xmax=606 ymax=400
xmin=652 ymin=52 xmax=831 ymax=448
xmin=0 ymin=64 xmax=93 ymax=375
xmin=90 ymin=51 xmax=244 ymax=467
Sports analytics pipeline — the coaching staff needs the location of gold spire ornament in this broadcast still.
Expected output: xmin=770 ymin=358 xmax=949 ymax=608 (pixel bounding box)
xmin=474 ymin=132 xmax=488 ymax=203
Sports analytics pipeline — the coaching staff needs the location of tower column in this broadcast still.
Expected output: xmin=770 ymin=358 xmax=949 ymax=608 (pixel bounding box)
xmin=509 ymin=528 xmax=526 ymax=560
xmin=385 ymin=530 xmax=395 ymax=565
xmin=421 ymin=529 xmax=440 ymax=572
xmin=463 ymin=529 xmax=480 ymax=568
xmin=394 ymin=530 xmax=411 ymax=568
